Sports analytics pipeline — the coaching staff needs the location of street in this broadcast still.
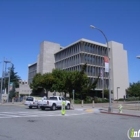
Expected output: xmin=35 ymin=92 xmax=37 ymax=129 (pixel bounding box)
xmin=0 ymin=104 xmax=139 ymax=140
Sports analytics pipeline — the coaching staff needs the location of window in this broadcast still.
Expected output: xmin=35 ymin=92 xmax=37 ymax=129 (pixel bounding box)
xmin=62 ymin=97 xmax=66 ymax=101
xmin=49 ymin=97 xmax=57 ymax=100
xmin=92 ymin=46 xmax=94 ymax=53
xmin=26 ymin=97 xmax=33 ymax=101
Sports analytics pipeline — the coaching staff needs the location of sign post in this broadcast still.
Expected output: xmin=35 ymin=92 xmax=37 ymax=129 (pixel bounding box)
xmin=72 ymin=89 xmax=75 ymax=109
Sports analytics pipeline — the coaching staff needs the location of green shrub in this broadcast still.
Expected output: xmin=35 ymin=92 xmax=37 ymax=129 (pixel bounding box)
xmin=118 ymin=98 xmax=124 ymax=101
xmin=117 ymin=97 xmax=140 ymax=101
xmin=74 ymin=99 xmax=81 ymax=104
xmin=94 ymin=97 xmax=109 ymax=103
xmin=84 ymin=96 xmax=93 ymax=103
xmin=126 ymin=97 xmax=139 ymax=101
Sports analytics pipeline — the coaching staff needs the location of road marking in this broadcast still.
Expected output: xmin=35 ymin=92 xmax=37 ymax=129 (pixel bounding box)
xmin=85 ymin=109 xmax=94 ymax=113
xmin=0 ymin=111 xmax=92 ymax=119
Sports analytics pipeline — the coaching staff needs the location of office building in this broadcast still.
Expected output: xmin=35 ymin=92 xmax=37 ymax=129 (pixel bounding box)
xmin=28 ymin=38 xmax=129 ymax=99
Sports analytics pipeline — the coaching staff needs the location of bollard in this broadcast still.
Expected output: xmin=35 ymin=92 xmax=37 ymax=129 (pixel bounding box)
xmin=12 ymin=97 xmax=14 ymax=104
xmin=92 ymin=100 xmax=94 ymax=108
xmin=81 ymin=100 xmax=84 ymax=107
xmin=118 ymin=104 xmax=123 ymax=113
xmin=61 ymin=101 xmax=66 ymax=115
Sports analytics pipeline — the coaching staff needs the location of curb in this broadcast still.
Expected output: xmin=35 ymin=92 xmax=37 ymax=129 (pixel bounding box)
xmin=100 ymin=111 xmax=140 ymax=118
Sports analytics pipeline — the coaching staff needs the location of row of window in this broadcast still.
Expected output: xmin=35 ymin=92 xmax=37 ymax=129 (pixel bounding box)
xmin=55 ymin=55 xmax=81 ymax=68
xmin=55 ymin=43 xmax=80 ymax=60
xmin=83 ymin=54 xmax=104 ymax=66
xmin=55 ymin=42 xmax=108 ymax=61
xmin=90 ymin=78 xmax=109 ymax=89
xmin=28 ymin=65 xmax=37 ymax=71
xmin=55 ymin=53 xmax=106 ymax=69
xmin=85 ymin=66 xmax=109 ymax=77
xmin=57 ymin=65 xmax=109 ymax=78
xmin=82 ymin=43 xmax=108 ymax=56
xmin=28 ymin=71 xmax=36 ymax=79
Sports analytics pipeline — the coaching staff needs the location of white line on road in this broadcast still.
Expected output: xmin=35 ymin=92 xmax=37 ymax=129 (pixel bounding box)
xmin=0 ymin=111 xmax=92 ymax=119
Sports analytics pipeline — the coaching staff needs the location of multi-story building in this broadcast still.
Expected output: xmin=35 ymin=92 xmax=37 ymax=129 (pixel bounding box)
xmin=28 ymin=63 xmax=37 ymax=84
xmin=15 ymin=80 xmax=32 ymax=97
xmin=28 ymin=41 xmax=62 ymax=84
xmin=28 ymin=38 xmax=129 ymax=99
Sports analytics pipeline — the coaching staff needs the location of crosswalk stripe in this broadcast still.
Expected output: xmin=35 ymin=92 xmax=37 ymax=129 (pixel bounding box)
xmin=0 ymin=110 xmax=94 ymax=119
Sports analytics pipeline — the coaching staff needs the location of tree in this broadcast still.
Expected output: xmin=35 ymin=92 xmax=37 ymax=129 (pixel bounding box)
xmin=52 ymin=69 xmax=68 ymax=96
xmin=64 ymin=64 xmax=99 ymax=99
xmin=41 ymin=73 xmax=54 ymax=97
xmin=1 ymin=65 xmax=20 ymax=99
xmin=126 ymin=81 xmax=140 ymax=98
xmin=10 ymin=65 xmax=21 ymax=88
xmin=73 ymin=64 xmax=99 ymax=100
xmin=30 ymin=73 xmax=54 ymax=97
xmin=30 ymin=63 xmax=99 ymax=99
xmin=30 ymin=73 xmax=43 ymax=92
xmin=9 ymin=83 xmax=16 ymax=101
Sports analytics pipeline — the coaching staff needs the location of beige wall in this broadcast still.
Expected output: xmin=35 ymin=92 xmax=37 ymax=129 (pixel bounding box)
xmin=109 ymin=41 xmax=129 ymax=99
xmin=37 ymin=41 xmax=61 ymax=74
xmin=19 ymin=83 xmax=32 ymax=96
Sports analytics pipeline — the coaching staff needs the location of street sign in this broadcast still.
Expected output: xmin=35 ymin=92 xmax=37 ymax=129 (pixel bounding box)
xmin=72 ymin=89 xmax=75 ymax=109
xmin=72 ymin=89 xmax=75 ymax=94
xmin=10 ymin=82 xmax=13 ymax=91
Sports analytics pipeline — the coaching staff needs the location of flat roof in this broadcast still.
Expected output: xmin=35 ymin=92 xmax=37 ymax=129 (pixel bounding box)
xmin=28 ymin=62 xmax=37 ymax=67
xmin=54 ymin=38 xmax=107 ymax=54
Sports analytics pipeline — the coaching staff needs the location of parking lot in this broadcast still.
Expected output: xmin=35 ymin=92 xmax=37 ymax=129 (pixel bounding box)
xmin=0 ymin=104 xmax=140 ymax=140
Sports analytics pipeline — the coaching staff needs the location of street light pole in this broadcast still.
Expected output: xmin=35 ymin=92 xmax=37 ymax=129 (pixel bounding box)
xmin=0 ymin=60 xmax=4 ymax=102
xmin=90 ymin=25 xmax=112 ymax=112
xmin=4 ymin=61 xmax=13 ymax=102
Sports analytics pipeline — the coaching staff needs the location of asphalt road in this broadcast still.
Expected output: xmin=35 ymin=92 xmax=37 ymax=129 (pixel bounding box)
xmin=0 ymin=104 xmax=139 ymax=140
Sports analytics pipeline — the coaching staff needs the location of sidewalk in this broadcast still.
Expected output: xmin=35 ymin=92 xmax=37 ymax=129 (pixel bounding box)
xmin=100 ymin=108 xmax=140 ymax=117
xmin=72 ymin=102 xmax=140 ymax=117
xmin=0 ymin=101 xmax=24 ymax=105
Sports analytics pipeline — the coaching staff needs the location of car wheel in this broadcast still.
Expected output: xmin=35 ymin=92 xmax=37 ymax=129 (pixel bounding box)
xmin=66 ymin=104 xmax=70 ymax=110
xmin=41 ymin=107 xmax=45 ymax=110
xmin=29 ymin=106 xmax=32 ymax=109
xmin=51 ymin=104 xmax=56 ymax=111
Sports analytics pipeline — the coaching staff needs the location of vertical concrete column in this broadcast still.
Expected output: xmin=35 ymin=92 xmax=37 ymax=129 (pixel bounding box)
xmin=92 ymin=100 xmax=94 ymax=108
xmin=81 ymin=100 xmax=84 ymax=107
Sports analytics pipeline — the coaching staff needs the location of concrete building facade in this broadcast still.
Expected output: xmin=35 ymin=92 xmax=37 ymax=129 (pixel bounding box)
xmin=28 ymin=38 xmax=129 ymax=99
xmin=28 ymin=63 xmax=37 ymax=84
xmin=37 ymin=41 xmax=62 ymax=74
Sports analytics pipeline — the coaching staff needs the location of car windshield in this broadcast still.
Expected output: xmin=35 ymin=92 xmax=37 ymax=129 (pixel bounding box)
xmin=49 ymin=97 xmax=57 ymax=100
xmin=26 ymin=97 xmax=33 ymax=101
xmin=62 ymin=97 xmax=66 ymax=101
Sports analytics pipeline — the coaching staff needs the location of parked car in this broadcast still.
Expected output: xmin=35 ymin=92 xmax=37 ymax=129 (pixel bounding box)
xmin=24 ymin=96 xmax=38 ymax=109
xmin=39 ymin=96 xmax=70 ymax=111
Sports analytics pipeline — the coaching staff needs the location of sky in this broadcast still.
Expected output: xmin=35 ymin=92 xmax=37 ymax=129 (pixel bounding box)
xmin=0 ymin=0 xmax=140 ymax=83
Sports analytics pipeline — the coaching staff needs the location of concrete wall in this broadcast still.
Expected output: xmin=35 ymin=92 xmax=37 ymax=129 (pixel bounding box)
xmin=37 ymin=54 xmax=40 ymax=73
xmin=109 ymin=41 xmax=129 ymax=99
xmin=19 ymin=83 xmax=32 ymax=96
xmin=38 ymin=41 xmax=61 ymax=74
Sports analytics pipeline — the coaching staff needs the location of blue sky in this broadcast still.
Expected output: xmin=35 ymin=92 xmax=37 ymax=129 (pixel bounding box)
xmin=0 ymin=0 xmax=140 ymax=83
